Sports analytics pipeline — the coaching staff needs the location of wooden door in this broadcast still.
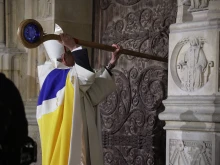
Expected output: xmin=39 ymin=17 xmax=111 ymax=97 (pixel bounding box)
xmin=92 ymin=0 xmax=177 ymax=164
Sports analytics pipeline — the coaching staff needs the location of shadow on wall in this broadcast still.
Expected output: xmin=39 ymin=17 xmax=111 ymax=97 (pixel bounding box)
xmin=169 ymin=110 xmax=211 ymax=165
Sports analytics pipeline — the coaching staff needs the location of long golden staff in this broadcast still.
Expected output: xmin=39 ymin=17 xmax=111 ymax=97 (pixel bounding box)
xmin=17 ymin=19 xmax=167 ymax=63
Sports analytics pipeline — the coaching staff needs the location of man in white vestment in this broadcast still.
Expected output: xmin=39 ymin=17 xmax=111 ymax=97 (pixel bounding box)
xmin=37 ymin=27 xmax=120 ymax=165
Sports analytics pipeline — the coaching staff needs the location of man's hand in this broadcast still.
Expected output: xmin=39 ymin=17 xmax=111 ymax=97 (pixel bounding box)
xmin=59 ymin=33 xmax=77 ymax=51
xmin=106 ymin=44 xmax=121 ymax=70
xmin=109 ymin=44 xmax=121 ymax=66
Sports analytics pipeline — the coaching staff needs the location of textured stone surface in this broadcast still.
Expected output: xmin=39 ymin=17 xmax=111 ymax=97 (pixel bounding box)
xmin=159 ymin=1 xmax=220 ymax=165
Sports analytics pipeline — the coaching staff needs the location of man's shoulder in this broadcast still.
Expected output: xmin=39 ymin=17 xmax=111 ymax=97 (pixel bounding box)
xmin=72 ymin=48 xmax=88 ymax=54
xmin=0 ymin=73 xmax=6 ymax=79
xmin=0 ymin=73 xmax=12 ymax=86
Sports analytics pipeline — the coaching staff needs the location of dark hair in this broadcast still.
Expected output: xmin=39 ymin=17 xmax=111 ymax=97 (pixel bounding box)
xmin=0 ymin=73 xmax=36 ymax=165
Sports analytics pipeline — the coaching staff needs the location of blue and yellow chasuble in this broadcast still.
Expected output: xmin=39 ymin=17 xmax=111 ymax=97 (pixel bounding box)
xmin=36 ymin=60 xmax=116 ymax=165
xmin=37 ymin=69 xmax=79 ymax=165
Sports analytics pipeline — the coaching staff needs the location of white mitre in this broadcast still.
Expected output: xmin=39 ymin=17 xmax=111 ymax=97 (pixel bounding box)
xmin=43 ymin=24 xmax=66 ymax=68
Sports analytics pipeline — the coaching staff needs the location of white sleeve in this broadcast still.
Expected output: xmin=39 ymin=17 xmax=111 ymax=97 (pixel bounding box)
xmin=74 ymin=64 xmax=116 ymax=106
xmin=86 ymin=69 xmax=116 ymax=106
xmin=71 ymin=46 xmax=82 ymax=52
xmin=74 ymin=64 xmax=96 ymax=93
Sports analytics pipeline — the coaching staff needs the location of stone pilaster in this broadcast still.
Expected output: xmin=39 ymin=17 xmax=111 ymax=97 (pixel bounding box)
xmin=159 ymin=1 xmax=220 ymax=165
xmin=176 ymin=0 xmax=193 ymax=23
xmin=0 ymin=0 xmax=4 ymax=46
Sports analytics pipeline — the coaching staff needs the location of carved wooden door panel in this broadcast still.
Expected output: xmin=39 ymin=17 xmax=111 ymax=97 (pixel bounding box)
xmin=92 ymin=0 xmax=177 ymax=164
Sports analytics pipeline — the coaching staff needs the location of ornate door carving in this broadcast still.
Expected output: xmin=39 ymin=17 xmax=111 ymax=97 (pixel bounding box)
xmin=92 ymin=0 xmax=177 ymax=164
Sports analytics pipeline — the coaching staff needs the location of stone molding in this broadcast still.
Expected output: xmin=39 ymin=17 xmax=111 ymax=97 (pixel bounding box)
xmin=159 ymin=95 xmax=220 ymax=124
xmin=164 ymin=121 xmax=220 ymax=132
xmin=170 ymin=18 xmax=220 ymax=33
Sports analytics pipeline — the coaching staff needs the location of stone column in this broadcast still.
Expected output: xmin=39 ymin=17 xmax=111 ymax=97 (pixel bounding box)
xmin=159 ymin=0 xmax=220 ymax=165
xmin=0 ymin=0 xmax=4 ymax=46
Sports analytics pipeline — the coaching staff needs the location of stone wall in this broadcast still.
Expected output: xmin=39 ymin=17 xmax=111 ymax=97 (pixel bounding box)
xmin=159 ymin=0 xmax=220 ymax=164
xmin=0 ymin=0 xmax=93 ymax=164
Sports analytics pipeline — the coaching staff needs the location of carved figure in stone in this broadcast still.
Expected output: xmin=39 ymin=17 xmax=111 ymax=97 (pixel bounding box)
xmin=170 ymin=140 xmax=212 ymax=165
xmin=178 ymin=37 xmax=207 ymax=91
xmin=183 ymin=0 xmax=209 ymax=11
xmin=184 ymin=142 xmax=208 ymax=165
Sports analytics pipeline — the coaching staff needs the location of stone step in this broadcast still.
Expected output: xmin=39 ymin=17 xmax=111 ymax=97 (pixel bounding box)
xmin=25 ymin=105 xmax=37 ymax=111
xmin=24 ymin=99 xmax=38 ymax=125
xmin=24 ymin=99 xmax=37 ymax=106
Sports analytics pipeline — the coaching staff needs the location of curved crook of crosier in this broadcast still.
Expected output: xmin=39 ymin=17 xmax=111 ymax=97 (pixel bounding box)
xmin=17 ymin=19 xmax=61 ymax=49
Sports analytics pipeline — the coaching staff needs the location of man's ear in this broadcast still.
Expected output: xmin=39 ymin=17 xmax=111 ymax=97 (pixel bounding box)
xmin=57 ymin=53 xmax=65 ymax=62
xmin=66 ymin=50 xmax=72 ymax=54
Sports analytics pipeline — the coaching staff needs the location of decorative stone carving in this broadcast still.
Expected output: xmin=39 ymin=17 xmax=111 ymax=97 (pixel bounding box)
xmin=171 ymin=37 xmax=214 ymax=92
xmin=183 ymin=0 xmax=209 ymax=12
xmin=169 ymin=139 xmax=212 ymax=165
xmin=102 ymin=2 xmax=176 ymax=60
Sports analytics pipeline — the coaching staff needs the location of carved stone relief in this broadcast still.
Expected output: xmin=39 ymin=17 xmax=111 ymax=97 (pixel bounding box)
xmin=171 ymin=37 xmax=214 ymax=92
xmin=169 ymin=139 xmax=212 ymax=165
xmin=182 ymin=0 xmax=209 ymax=12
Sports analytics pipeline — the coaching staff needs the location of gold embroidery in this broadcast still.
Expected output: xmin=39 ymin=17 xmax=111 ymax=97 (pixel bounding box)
xmin=71 ymin=76 xmax=75 ymax=84
xmin=56 ymin=97 xmax=59 ymax=106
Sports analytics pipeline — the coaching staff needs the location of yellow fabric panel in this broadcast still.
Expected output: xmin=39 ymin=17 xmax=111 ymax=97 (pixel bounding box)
xmin=38 ymin=73 xmax=74 ymax=165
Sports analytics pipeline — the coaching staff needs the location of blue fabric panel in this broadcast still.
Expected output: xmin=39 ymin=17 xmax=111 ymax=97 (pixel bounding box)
xmin=37 ymin=69 xmax=70 ymax=105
